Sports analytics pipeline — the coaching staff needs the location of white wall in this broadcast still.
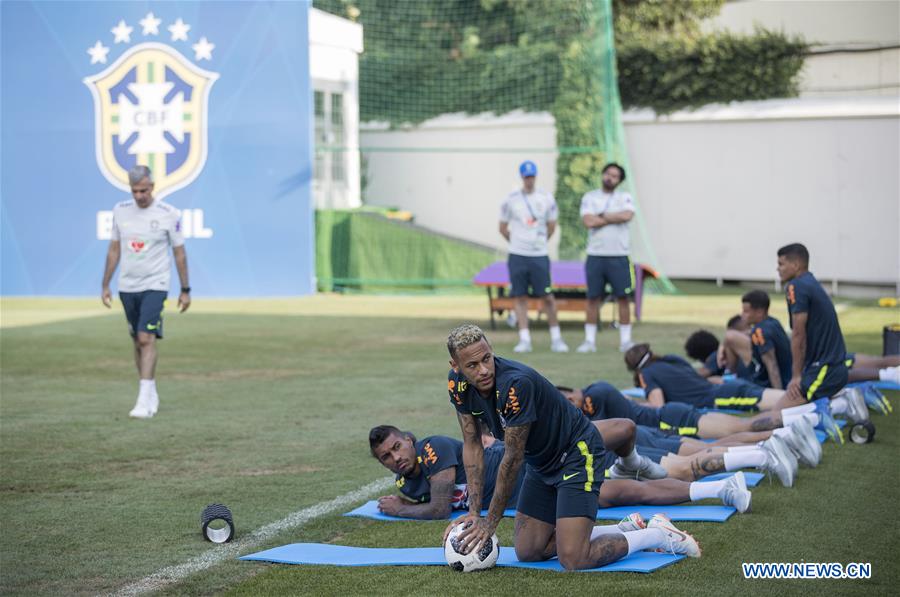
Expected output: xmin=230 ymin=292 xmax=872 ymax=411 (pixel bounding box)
xmin=309 ymin=8 xmax=363 ymax=208
xmin=623 ymin=97 xmax=899 ymax=287
xmin=360 ymin=98 xmax=900 ymax=287
xmin=361 ymin=111 xmax=560 ymax=256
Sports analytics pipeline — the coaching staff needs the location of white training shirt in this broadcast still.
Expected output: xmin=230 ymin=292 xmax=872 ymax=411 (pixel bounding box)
xmin=499 ymin=188 xmax=558 ymax=257
xmin=579 ymin=189 xmax=634 ymax=256
xmin=111 ymin=199 xmax=184 ymax=292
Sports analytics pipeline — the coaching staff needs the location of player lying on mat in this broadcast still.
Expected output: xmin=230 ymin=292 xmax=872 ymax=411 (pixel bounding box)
xmin=444 ymin=324 xmax=700 ymax=568
xmin=369 ymin=425 xmax=752 ymax=520
xmin=624 ymin=342 xmax=788 ymax=412
xmin=557 ymin=383 xmax=817 ymax=487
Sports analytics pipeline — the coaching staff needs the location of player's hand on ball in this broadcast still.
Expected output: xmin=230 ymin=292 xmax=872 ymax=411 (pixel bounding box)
xmin=376 ymin=495 xmax=403 ymax=516
xmin=457 ymin=516 xmax=495 ymax=555
xmin=443 ymin=513 xmax=476 ymax=546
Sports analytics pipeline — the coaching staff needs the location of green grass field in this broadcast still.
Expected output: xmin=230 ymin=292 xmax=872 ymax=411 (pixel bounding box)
xmin=1 ymin=291 xmax=898 ymax=595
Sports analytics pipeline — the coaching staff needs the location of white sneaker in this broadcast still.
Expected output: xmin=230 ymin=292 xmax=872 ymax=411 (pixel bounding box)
xmin=784 ymin=420 xmax=821 ymax=467
xmin=761 ymin=435 xmax=795 ymax=487
xmin=610 ymin=455 xmax=668 ymax=480
xmin=837 ymin=387 xmax=870 ymax=423
xmin=505 ymin=312 xmax=518 ymax=329
xmin=718 ymin=471 xmax=752 ymax=513
xmin=149 ymin=392 xmax=159 ymax=416
xmin=576 ymin=341 xmax=597 ymax=353
xmin=513 ymin=340 xmax=532 ymax=353
xmin=647 ymin=514 xmax=702 ymax=558
xmin=129 ymin=393 xmax=154 ymax=419
xmin=617 ymin=512 xmax=646 ymax=532
xmin=550 ymin=339 xmax=569 ymax=353
xmin=619 ymin=341 xmax=635 ymax=353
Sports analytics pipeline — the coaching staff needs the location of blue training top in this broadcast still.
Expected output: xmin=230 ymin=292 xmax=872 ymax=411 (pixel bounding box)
xmin=638 ymin=355 xmax=716 ymax=407
xmin=448 ymin=356 xmax=597 ymax=475
xmin=750 ymin=316 xmax=793 ymax=386
xmin=396 ymin=435 xmax=516 ymax=510
xmin=784 ymin=271 xmax=846 ymax=369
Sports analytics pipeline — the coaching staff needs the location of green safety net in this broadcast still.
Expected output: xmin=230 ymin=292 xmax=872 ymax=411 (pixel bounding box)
xmin=313 ymin=0 xmax=676 ymax=293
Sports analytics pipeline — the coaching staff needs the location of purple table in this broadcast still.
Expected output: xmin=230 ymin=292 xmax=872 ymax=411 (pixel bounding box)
xmin=473 ymin=260 xmax=654 ymax=329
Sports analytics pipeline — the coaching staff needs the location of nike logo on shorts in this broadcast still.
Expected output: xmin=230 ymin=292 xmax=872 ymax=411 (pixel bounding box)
xmin=562 ymin=472 xmax=580 ymax=481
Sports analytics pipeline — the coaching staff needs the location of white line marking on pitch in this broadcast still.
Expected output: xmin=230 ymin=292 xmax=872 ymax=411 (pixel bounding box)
xmin=113 ymin=476 xmax=394 ymax=596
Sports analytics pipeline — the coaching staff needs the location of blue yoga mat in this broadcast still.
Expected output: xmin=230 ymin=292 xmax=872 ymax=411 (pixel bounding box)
xmin=848 ymin=380 xmax=900 ymax=391
xmin=343 ymin=502 xmax=515 ymax=521
xmin=701 ymin=471 xmax=764 ymax=487
xmin=621 ymin=387 xmax=645 ymax=399
xmin=240 ymin=543 xmax=685 ymax=573
xmin=596 ymin=505 xmax=734 ymax=522
xmin=345 ymin=501 xmax=734 ymax=522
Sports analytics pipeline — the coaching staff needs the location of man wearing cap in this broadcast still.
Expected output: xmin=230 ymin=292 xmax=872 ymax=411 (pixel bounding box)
xmin=499 ymin=161 xmax=567 ymax=353
xmin=101 ymin=165 xmax=191 ymax=419
xmin=577 ymin=163 xmax=636 ymax=353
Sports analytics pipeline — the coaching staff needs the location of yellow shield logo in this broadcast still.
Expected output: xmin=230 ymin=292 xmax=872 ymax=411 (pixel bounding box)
xmin=84 ymin=42 xmax=218 ymax=199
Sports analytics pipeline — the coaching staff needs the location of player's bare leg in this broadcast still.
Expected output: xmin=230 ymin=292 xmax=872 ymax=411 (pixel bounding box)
xmin=721 ymin=329 xmax=752 ymax=372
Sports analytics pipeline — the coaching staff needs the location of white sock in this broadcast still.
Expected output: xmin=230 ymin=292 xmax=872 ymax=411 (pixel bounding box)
xmin=625 ymin=528 xmax=667 ymax=555
xmin=584 ymin=324 xmax=597 ymax=344
xmin=620 ymin=324 xmax=632 ymax=345
xmin=550 ymin=325 xmax=562 ymax=342
xmin=830 ymin=397 xmax=848 ymax=415
xmin=689 ymin=480 xmax=725 ymax=501
xmin=781 ymin=403 xmax=818 ymax=427
xmin=879 ymin=367 xmax=899 ymax=382
xmin=723 ymin=449 xmax=767 ymax=471
xmin=726 ymin=445 xmax=759 ymax=452
xmin=139 ymin=379 xmax=154 ymax=396
xmin=519 ymin=328 xmax=531 ymax=343
xmin=590 ymin=524 xmax=624 ymax=540
xmin=618 ymin=447 xmax=642 ymax=469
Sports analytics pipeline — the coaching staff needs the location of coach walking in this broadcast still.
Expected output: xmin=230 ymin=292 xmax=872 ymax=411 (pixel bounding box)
xmin=101 ymin=165 xmax=191 ymax=418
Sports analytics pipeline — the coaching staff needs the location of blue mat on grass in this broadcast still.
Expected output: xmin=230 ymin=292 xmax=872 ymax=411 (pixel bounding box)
xmin=344 ymin=501 xmax=735 ymax=522
xmin=240 ymin=543 xmax=684 ymax=573
xmin=702 ymin=471 xmax=764 ymax=487
xmin=848 ymin=380 xmax=900 ymax=391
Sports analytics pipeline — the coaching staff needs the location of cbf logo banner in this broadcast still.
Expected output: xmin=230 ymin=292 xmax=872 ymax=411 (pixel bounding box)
xmin=84 ymin=40 xmax=218 ymax=200
xmin=1 ymin=1 xmax=314 ymax=296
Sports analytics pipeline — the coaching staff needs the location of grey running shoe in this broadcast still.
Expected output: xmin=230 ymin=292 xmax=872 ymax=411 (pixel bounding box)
xmin=718 ymin=471 xmax=752 ymax=513
xmin=838 ymin=387 xmax=870 ymax=424
xmin=788 ymin=419 xmax=822 ymax=467
xmin=610 ymin=455 xmax=668 ymax=480
xmin=761 ymin=435 xmax=796 ymax=487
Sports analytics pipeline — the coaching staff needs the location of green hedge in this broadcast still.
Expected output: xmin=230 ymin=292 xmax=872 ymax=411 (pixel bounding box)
xmin=618 ymin=29 xmax=807 ymax=113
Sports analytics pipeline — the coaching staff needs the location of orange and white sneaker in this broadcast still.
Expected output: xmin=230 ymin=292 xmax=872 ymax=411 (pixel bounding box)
xmin=647 ymin=514 xmax=701 ymax=558
xmin=617 ymin=512 xmax=646 ymax=532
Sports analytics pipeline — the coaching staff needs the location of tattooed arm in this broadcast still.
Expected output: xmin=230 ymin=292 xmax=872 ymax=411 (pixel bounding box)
xmin=485 ymin=423 xmax=529 ymax=529
xmin=457 ymin=412 xmax=486 ymax=516
xmin=377 ymin=468 xmax=456 ymax=519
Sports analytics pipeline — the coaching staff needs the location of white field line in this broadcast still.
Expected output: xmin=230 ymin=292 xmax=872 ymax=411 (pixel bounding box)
xmin=113 ymin=476 xmax=394 ymax=597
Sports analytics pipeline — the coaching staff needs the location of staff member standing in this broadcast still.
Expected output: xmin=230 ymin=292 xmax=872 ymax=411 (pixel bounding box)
xmin=101 ymin=165 xmax=191 ymax=418
xmin=499 ymin=161 xmax=567 ymax=353
xmin=577 ymin=163 xmax=635 ymax=353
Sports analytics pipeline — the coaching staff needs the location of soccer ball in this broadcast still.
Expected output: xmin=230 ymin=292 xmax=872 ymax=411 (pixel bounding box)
xmin=443 ymin=522 xmax=499 ymax=572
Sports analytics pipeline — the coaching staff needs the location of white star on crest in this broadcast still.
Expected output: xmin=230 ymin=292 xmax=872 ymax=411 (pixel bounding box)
xmin=168 ymin=18 xmax=191 ymax=42
xmin=192 ymin=37 xmax=215 ymax=61
xmin=140 ymin=12 xmax=162 ymax=36
xmin=87 ymin=40 xmax=110 ymax=64
xmin=111 ymin=20 xmax=133 ymax=44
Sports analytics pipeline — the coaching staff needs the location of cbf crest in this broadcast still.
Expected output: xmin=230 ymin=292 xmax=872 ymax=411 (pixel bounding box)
xmin=83 ymin=15 xmax=218 ymax=199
